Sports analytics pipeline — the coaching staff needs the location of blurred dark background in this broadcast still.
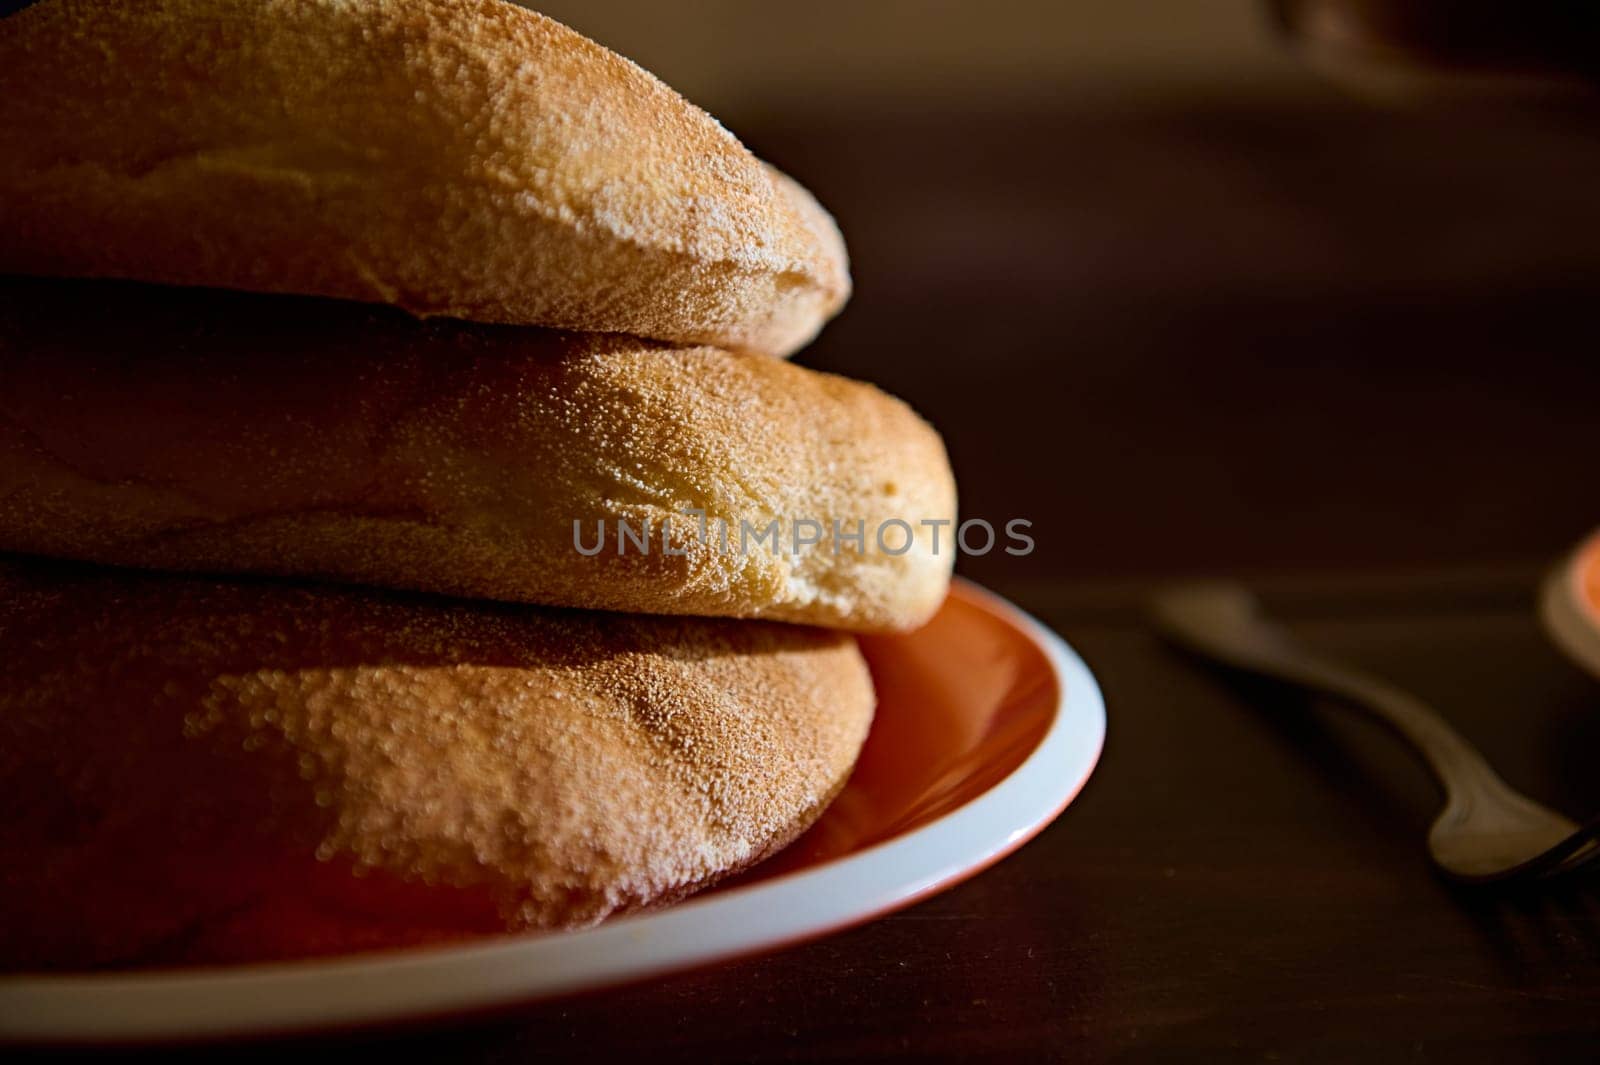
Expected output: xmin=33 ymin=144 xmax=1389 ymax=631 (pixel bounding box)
xmin=530 ymin=0 xmax=1600 ymax=604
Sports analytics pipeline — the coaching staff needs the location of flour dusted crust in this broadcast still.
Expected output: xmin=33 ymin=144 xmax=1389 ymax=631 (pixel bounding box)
xmin=0 ymin=558 xmax=874 ymax=969
xmin=0 ymin=0 xmax=849 ymax=355
xmin=0 ymin=277 xmax=956 ymax=633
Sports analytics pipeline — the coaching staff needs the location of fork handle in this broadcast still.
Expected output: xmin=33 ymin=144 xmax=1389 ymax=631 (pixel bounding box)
xmin=1153 ymin=591 xmax=1502 ymax=802
xmin=1239 ymin=646 xmax=1504 ymax=799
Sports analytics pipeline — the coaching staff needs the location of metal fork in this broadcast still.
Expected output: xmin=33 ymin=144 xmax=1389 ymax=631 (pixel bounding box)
xmin=1152 ymin=582 xmax=1600 ymax=885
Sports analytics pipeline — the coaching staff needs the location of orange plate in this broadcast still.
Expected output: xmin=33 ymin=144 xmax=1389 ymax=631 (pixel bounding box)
xmin=0 ymin=579 xmax=1105 ymax=1044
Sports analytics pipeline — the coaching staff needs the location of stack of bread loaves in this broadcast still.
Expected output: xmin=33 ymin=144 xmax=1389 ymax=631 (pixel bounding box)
xmin=0 ymin=0 xmax=956 ymax=969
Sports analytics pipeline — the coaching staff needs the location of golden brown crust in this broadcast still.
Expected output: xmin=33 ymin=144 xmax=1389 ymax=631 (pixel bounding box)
xmin=0 ymin=0 xmax=849 ymax=356
xmin=0 ymin=277 xmax=955 ymax=632
xmin=0 ymin=557 xmax=875 ymax=970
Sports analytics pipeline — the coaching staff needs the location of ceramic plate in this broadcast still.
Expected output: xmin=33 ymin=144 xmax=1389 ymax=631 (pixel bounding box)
xmin=1542 ymin=528 xmax=1600 ymax=681
xmin=0 ymin=579 xmax=1104 ymax=1044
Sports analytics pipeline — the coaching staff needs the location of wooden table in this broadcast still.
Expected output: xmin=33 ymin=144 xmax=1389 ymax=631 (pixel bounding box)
xmin=24 ymin=98 xmax=1600 ymax=1062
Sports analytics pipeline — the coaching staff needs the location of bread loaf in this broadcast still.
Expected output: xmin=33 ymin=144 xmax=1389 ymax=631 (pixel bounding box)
xmin=0 ymin=557 xmax=874 ymax=969
xmin=0 ymin=0 xmax=849 ymax=355
xmin=0 ymin=277 xmax=956 ymax=632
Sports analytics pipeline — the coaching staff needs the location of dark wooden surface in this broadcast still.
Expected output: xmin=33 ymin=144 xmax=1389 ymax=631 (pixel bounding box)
xmin=766 ymin=99 xmax=1600 ymax=592
xmin=31 ymin=98 xmax=1600 ymax=1060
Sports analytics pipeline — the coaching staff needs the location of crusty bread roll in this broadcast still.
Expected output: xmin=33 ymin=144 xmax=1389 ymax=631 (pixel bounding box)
xmin=0 ymin=277 xmax=955 ymax=633
xmin=0 ymin=557 xmax=874 ymax=970
xmin=0 ymin=0 xmax=848 ymax=357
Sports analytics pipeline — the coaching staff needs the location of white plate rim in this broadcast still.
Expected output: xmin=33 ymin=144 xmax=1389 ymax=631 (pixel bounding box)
xmin=1540 ymin=530 xmax=1600 ymax=682
xmin=0 ymin=580 xmax=1105 ymax=1044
